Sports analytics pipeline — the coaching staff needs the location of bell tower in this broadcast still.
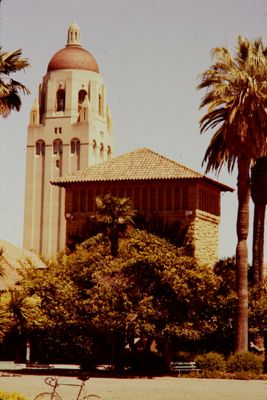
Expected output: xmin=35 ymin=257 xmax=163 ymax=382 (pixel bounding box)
xmin=23 ymin=23 xmax=114 ymax=257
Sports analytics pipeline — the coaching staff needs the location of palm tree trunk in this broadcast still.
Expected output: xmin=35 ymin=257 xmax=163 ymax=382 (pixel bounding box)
xmin=252 ymin=203 xmax=265 ymax=285
xmin=235 ymin=156 xmax=249 ymax=353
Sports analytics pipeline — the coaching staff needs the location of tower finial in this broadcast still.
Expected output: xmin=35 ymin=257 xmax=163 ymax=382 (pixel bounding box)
xmin=67 ymin=22 xmax=81 ymax=46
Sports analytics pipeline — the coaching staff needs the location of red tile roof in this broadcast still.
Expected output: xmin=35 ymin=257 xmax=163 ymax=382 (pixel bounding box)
xmin=52 ymin=148 xmax=233 ymax=192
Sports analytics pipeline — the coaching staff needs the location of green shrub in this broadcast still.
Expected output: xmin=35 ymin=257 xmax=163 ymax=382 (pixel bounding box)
xmin=0 ymin=391 xmax=28 ymax=400
xmin=195 ymin=352 xmax=226 ymax=372
xmin=227 ymin=352 xmax=263 ymax=374
xmin=229 ymin=371 xmax=260 ymax=380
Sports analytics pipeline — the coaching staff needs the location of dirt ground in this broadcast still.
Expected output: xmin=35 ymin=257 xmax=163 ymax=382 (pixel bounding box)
xmin=0 ymin=374 xmax=267 ymax=400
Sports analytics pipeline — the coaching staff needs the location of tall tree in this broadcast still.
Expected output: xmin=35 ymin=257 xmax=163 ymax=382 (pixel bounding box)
xmin=251 ymin=157 xmax=267 ymax=285
xmin=0 ymin=47 xmax=30 ymax=117
xmin=198 ymin=37 xmax=267 ymax=352
xmin=95 ymin=194 xmax=135 ymax=257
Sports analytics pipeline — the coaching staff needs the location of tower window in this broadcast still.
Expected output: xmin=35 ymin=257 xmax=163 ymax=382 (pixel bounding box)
xmin=54 ymin=127 xmax=62 ymax=134
xmin=78 ymin=89 xmax=87 ymax=111
xmin=56 ymin=88 xmax=65 ymax=112
xmin=53 ymin=139 xmax=63 ymax=155
xmin=36 ymin=140 xmax=45 ymax=155
xmin=71 ymin=138 xmax=80 ymax=155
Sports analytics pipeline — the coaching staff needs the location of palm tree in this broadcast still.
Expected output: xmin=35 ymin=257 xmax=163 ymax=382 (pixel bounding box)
xmin=95 ymin=194 xmax=135 ymax=257
xmin=0 ymin=47 xmax=30 ymax=117
xmin=251 ymin=157 xmax=267 ymax=285
xmin=198 ymin=37 xmax=267 ymax=352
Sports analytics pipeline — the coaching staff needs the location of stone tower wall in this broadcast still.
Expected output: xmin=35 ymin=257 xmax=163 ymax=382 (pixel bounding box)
xmin=187 ymin=209 xmax=220 ymax=267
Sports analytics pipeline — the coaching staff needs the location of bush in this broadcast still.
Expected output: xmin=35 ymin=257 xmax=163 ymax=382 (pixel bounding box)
xmin=0 ymin=391 xmax=28 ymax=400
xmin=227 ymin=352 xmax=263 ymax=374
xmin=195 ymin=352 xmax=226 ymax=372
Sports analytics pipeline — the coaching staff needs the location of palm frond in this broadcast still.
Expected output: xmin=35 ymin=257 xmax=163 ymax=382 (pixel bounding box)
xmin=0 ymin=48 xmax=30 ymax=74
xmin=0 ymin=47 xmax=30 ymax=117
xmin=198 ymin=36 xmax=267 ymax=173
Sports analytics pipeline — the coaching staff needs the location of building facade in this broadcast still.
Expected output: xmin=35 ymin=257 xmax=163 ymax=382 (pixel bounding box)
xmin=53 ymin=148 xmax=233 ymax=266
xmin=23 ymin=23 xmax=114 ymax=257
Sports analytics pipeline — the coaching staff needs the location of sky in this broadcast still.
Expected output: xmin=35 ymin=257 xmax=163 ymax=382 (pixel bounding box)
xmin=0 ymin=0 xmax=267 ymax=261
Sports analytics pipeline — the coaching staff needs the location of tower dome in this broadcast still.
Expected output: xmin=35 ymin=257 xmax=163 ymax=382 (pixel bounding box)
xmin=47 ymin=23 xmax=99 ymax=73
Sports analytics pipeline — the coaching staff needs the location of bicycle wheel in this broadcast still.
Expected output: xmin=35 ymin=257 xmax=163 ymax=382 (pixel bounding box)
xmin=82 ymin=395 xmax=101 ymax=400
xmin=33 ymin=392 xmax=60 ymax=400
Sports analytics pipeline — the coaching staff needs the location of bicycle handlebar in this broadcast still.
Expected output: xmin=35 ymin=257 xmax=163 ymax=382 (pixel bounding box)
xmin=45 ymin=376 xmax=57 ymax=387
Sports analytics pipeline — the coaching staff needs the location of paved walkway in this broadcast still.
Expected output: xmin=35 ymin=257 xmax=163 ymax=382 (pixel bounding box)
xmin=0 ymin=374 xmax=266 ymax=400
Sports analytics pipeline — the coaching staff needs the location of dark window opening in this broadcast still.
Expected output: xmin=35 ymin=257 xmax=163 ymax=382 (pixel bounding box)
xmin=36 ymin=140 xmax=45 ymax=155
xmin=56 ymin=89 xmax=65 ymax=112
xmin=53 ymin=139 xmax=63 ymax=155
xmin=78 ymin=89 xmax=87 ymax=111
xmin=71 ymin=139 xmax=80 ymax=155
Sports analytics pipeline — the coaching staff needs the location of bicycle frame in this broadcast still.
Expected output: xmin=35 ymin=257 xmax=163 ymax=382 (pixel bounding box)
xmin=45 ymin=376 xmax=86 ymax=400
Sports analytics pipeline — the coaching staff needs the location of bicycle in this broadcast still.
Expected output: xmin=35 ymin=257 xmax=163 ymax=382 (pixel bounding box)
xmin=33 ymin=375 xmax=101 ymax=400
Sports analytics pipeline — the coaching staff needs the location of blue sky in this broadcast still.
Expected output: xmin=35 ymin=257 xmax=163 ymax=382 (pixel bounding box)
xmin=0 ymin=0 xmax=267 ymax=260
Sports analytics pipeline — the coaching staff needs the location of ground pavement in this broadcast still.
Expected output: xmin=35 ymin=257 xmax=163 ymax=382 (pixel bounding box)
xmin=0 ymin=374 xmax=266 ymax=400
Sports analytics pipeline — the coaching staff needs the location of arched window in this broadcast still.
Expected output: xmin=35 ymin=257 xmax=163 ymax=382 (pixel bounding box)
xmin=92 ymin=139 xmax=97 ymax=149
xmin=78 ymin=89 xmax=87 ymax=111
xmin=56 ymin=88 xmax=65 ymax=112
xmin=53 ymin=139 xmax=63 ymax=155
xmin=36 ymin=140 xmax=45 ymax=155
xmin=70 ymin=138 xmax=80 ymax=155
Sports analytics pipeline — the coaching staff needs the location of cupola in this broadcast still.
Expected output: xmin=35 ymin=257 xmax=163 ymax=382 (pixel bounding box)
xmin=47 ymin=23 xmax=99 ymax=73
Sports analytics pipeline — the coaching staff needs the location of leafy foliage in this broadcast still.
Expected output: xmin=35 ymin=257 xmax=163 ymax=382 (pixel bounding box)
xmin=21 ymin=230 xmax=221 ymax=365
xmin=226 ymin=352 xmax=263 ymax=374
xmin=195 ymin=352 xmax=226 ymax=372
xmin=19 ymin=232 xmax=266 ymax=366
xmin=0 ymin=48 xmax=30 ymax=117
xmin=0 ymin=392 xmax=28 ymax=400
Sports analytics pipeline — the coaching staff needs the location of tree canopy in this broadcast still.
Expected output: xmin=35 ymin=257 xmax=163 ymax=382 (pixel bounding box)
xmin=22 ymin=230 xmax=220 ymax=365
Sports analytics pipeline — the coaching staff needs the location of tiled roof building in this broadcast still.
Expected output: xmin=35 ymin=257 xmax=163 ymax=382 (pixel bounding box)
xmin=52 ymin=148 xmax=233 ymax=266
